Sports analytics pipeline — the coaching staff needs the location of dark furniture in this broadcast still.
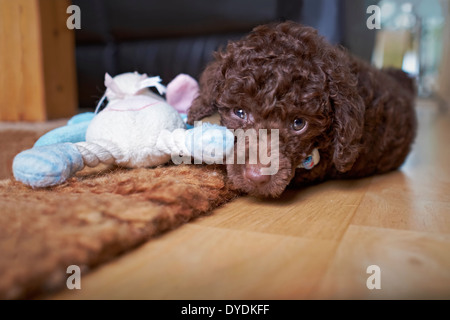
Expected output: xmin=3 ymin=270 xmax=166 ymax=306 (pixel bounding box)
xmin=73 ymin=0 xmax=378 ymax=110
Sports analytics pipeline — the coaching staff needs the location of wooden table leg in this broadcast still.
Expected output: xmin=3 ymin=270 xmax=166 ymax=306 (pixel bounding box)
xmin=0 ymin=0 xmax=77 ymax=122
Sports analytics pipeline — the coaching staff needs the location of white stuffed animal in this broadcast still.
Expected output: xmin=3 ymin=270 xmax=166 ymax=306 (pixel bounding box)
xmin=13 ymin=72 xmax=234 ymax=188
xmin=82 ymin=72 xmax=188 ymax=168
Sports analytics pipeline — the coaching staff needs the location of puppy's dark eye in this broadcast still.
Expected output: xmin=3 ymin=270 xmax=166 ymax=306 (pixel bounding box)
xmin=234 ymin=108 xmax=247 ymax=120
xmin=292 ymin=118 xmax=306 ymax=131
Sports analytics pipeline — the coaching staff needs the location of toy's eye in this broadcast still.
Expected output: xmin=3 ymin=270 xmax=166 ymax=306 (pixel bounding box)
xmin=292 ymin=118 xmax=307 ymax=131
xmin=234 ymin=108 xmax=247 ymax=120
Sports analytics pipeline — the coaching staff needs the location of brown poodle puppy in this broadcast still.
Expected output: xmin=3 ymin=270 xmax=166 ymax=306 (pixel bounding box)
xmin=187 ymin=21 xmax=417 ymax=198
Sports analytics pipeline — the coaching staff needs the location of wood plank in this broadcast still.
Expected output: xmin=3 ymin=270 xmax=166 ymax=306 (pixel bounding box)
xmin=50 ymin=224 xmax=336 ymax=300
xmin=193 ymin=179 xmax=372 ymax=241
xmin=312 ymin=225 xmax=450 ymax=299
xmin=351 ymin=104 xmax=450 ymax=233
xmin=351 ymin=172 xmax=450 ymax=234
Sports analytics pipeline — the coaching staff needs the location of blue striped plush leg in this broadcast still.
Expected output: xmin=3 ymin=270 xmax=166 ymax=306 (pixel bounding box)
xmin=12 ymin=143 xmax=84 ymax=188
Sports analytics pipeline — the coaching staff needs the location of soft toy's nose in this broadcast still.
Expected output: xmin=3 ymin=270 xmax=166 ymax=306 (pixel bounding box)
xmin=244 ymin=164 xmax=271 ymax=185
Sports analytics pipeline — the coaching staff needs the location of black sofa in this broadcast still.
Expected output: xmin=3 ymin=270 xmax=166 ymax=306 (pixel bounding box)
xmin=73 ymin=0 xmax=378 ymax=110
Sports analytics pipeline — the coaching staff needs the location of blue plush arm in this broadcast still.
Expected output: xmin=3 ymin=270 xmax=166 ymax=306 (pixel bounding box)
xmin=13 ymin=112 xmax=95 ymax=188
xmin=13 ymin=143 xmax=84 ymax=188
xmin=34 ymin=112 xmax=95 ymax=147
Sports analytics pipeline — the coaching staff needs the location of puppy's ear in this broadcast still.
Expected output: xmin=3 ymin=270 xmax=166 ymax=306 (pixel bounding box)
xmin=187 ymin=59 xmax=222 ymax=125
xmin=325 ymin=49 xmax=365 ymax=173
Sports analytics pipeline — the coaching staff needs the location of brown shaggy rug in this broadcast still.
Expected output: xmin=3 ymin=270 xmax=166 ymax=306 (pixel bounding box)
xmin=0 ymin=163 xmax=240 ymax=299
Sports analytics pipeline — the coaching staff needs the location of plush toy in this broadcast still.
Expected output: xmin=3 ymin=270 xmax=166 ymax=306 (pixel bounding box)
xmin=13 ymin=72 xmax=234 ymax=188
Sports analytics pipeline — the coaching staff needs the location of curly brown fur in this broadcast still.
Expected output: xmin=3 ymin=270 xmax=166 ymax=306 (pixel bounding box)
xmin=188 ymin=21 xmax=417 ymax=198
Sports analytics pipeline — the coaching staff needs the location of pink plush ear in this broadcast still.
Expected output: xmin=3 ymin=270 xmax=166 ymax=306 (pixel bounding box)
xmin=166 ymin=74 xmax=199 ymax=113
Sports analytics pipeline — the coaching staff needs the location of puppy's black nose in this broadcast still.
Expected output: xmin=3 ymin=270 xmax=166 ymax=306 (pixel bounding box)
xmin=244 ymin=164 xmax=271 ymax=186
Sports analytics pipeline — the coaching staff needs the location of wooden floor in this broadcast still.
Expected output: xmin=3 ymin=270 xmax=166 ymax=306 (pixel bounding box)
xmin=49 ymin=98 xmax=450 ymax=300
